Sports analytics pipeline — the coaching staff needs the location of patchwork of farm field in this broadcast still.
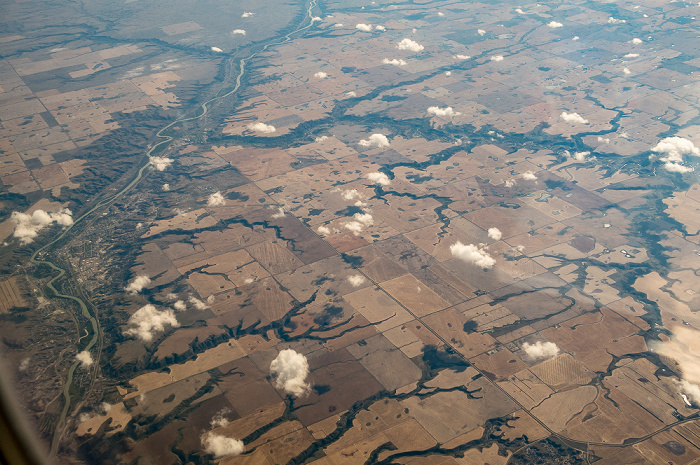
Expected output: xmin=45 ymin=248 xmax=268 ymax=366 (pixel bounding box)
xmin=1 ymin=0 xmax=700 ymax=463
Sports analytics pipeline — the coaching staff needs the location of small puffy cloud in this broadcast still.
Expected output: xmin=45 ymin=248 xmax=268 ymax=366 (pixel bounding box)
xmin=342 ymin=189 xmax=362 ymax=201
xmin=651 ymin=136 xmax=700 ymax=161
xmin=487 ymin=227 xmax=502 ymax=241
xmin=315 ymin=135 xmax=328 ymax=142
xmin=162 ymin=183 xmax=170 ymax=191
xmin=663 ymin=162 xmax=693 ymax=173
xmin=271 ymin=207 xmax=285 ymax=219
xmin=598 ymin=136 xmax=610 ymax=144
xmin=334 ymin=23 xmax=344 ymax=27
xmin=189 ymin=296 xmax=208 ymax=310
xmin=210 ymin=408 xmax=232 ymax=428
xmin=247 ymin=122 xmax=276 ymax=133
xmin=317 ymin=225 xmax=331 ymax=236
xmin=515 ymin=8 xmax=525 ymax=14
xmin=311 ymin=16 xmax=322 ymax=22
xmin=651 ymin=136 xmax=699 ymax=173
xmin=150 ymin=156 xmax=174 ymax=171
xmin=560 ymin=111 xmax=589 ymax=124
xmin=437 ymin=12 xmax=445 ymax=17
xmin=572 ymin=151 xmax=589 ymax=161
xmin=572 ymin=36 xmax=579 ymax=41
xmin=202 ymin=432 xmax=244 ymax=458
xmin=232 ymin=29 xmax=246 ymax=35
xmin=478 ymin=29 xmax=486 ymax=36
xmin=173 ymin=300 xmax=187 ymax=311
xmin=504 ymin=179 xmax=516 ymax=188
xmin=125 ymin=275 xmax=151 ymax=295
xmin=210 ymin=47 xmax=223 ymax=52
xmin=631 ymin=37 xmax=643 ymax=44
xmin=346 ymin=91 xmax=357 ymax=97
xmin=397 ymin=38 xmax=424 ymax=52
xmin=347 ymin=274 xmax=366 ymax=287
xmin=314 ymin=71 xmax=328 ymax=79
xmin=382 ymin=58 xmax=407 ymax=66
xmin=124 ymin=304 xmax=179 ymax=342
xmin=19 ymin=358 xmax=29 ymax=372
xmin=359 ymin=133 xmax=390 ymax=148
xmin=678 ymin=380 xmax=700 ymax=405
xmin=207 ymin=191 xmax=225 ymax=207
xmin=490 ymin=55 xmax=504 ymax=62
xmin=367 ymin=172 xmax=390 ymax=185
xmin=624 ymin=53 xmax=639 ymax=58
xmin=522 ymin=341 xmax=560 ymax=360
xmin=270 ymin=349 xmax=310 ymax=397
xmin=547 ymin=21 xmax=563 ymax=28
xmin=356 ymin=23 xmax=372 ymax=32
xmin=75 ymin=351 xmax=94 ymax=368
xmin=375 ymin=25 xmax=386 ymax=31
xmin=623 ymin=67 xmax=631 ymax=75
xmin=608 ymin=16 xmax=626 ymax=24
xmin=454 ymin=54 xmax=470 ymax=60
xmin=344 ymin=212 xmax=373 ymax=235
xmin=445 ymin=71 xmax=452 ymax=76
xmin=241 ymin=11 xmax=254 ymax=17
xmin=521 ymin=170 xmax=538 ymax=180
xmin=11 ymin=208 xmax=73 ymax=245
xmin=427 ymin=106 xmax=460 ymax=118
xmin=450 ymin=242 xmax=496 ymax=269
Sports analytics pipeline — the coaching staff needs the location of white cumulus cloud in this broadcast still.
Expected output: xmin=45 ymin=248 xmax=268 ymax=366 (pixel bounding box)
xmin=344 ymin=212 xmax=374 ymax=235
xmin=232 ymin=29 xmax=246 ymax=35
xmin=207 ymin=191 xmax=225 ymax=207
xmin=478 ymin=29 xmax=486 ymax=36
xmin=490 ymin=55 xmax=504 ymax=62
xmin=450 ymin=242 xmax=496 ymax=269
xmin=572 ymin=151 xmax=589 ymax=161
xmin=247 ymin=122 xmax=276 ymax=134
xmin=76 ymin=351 xmax=94 ymax=367
xmin=367 ymin=172 xmax=390 ymax=185
xmin=547 ymin=21 xmax=563 ymax=28
xmin=624 ymin=53 xmax=639 ymax=58
xmin=173 ymin=300 xmax=187 ymax=311
xmin=454 ymin=54 xmax=471 ymax=60
xmin=11 ymin=208 xmax=73 ymax=245
xmin=631 ymin=37 xmax=643 ymax=44
xmin=608 ymin=16 xmax=626 ymax=24
xmin=359 ymin=133 xmax=390 ymax=148
xmin=314 ymin=71 xmax=328 ymax=79
xmin=150 ymin=156 xmax=174 ymax=171
xmin=375 ymin=25 xmax=386 ymax=31
xmin=382 ymin=58 xmax=407 ymax=66
xmin=189 ymin=296 xmax=208 ymax=310
xmin=651 ymin=136 xmax=699 ymax=173
xmin=202 ymin=432 xmax=244 ymax=458
xmin=317 ymin=225 xmax=331 ymax=236
xmin=241 ymin=11 xmax=254 ymax=18
xmin=124 ymin=304 xmax=179 ymax=342
xmin=522 ymin=170 xmax=538 ymax=180
xmin=270 ymin=349 xmax=310 ymax=397
xmin=427 ymin=106 xmax=460 ymax=117
xmin=560 ymin=112 xmax=589 ymax=124
xmin=162 ymin=183 xmax=170 ymax=191
xmin=347 ymin=274 xmax=366 ymax=287
xmin=487 ymin=227 xmax=502 ymax=241
xmin=522 ymin=341 xmax=560 ymax=360
xmin=356 ymin=23 xmax=372 ymax=32
xmin=397 ymin=38 xmax=424 ymax=52
xmin=210 ymin=47 xmax=223 ymax=52
xmin=125 ymin=275 xmax=151 ymax=295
